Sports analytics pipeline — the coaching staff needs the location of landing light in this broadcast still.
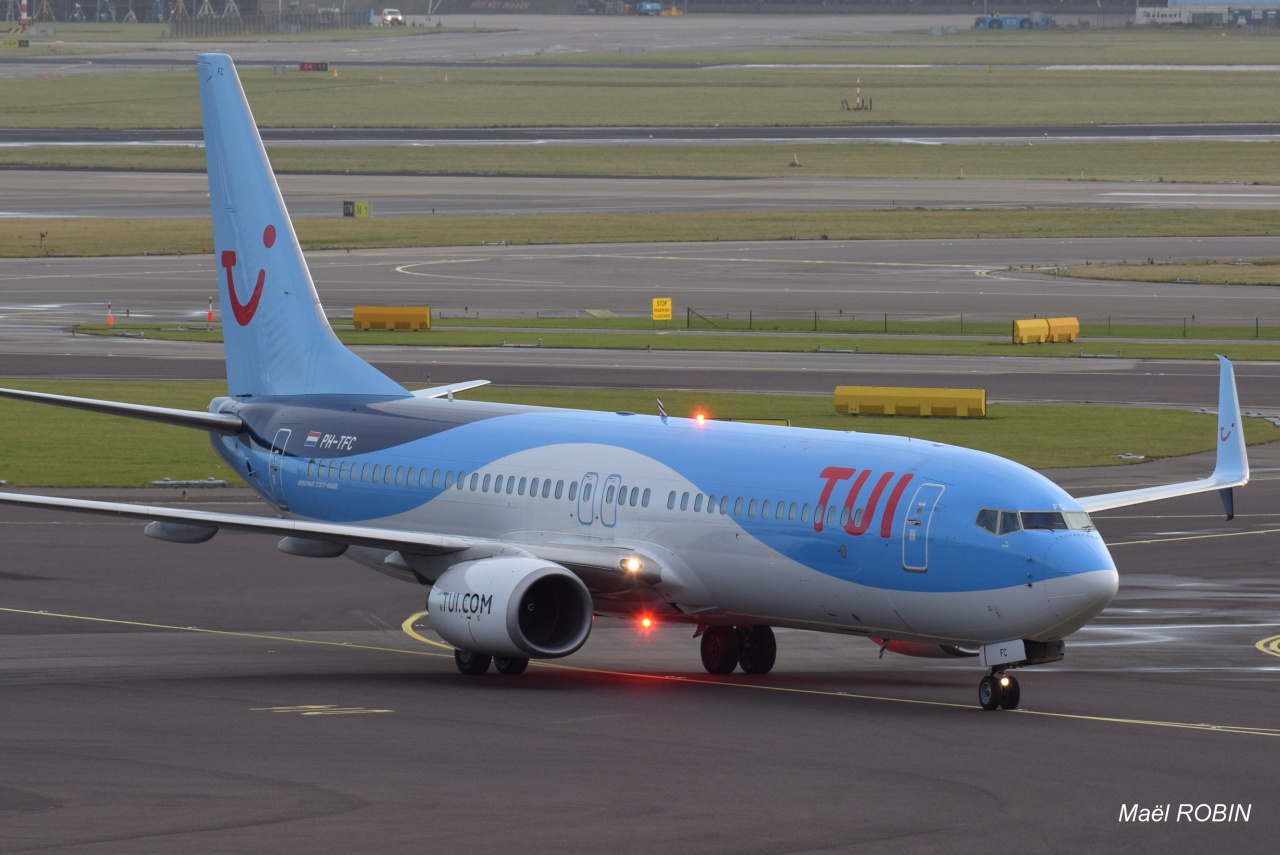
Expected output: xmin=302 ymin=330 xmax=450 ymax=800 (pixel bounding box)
xmin=999 ymin=676 xmax=1011 ymax=688
xmin=621 ymin=557 xmax=644 ymax=574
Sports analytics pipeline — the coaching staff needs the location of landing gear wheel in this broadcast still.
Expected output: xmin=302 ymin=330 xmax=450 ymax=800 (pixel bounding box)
xmin=700 ymin=626 xmax=741 ymax=674
xmin=494 ymin=656 xmax=530 ymax=676
xmin=737 ymin=625 xmax=777 ymax=675
xmin=455 ymin=649 xmax=492 ymax=676
xmin=978 ymin=674 xmax=1002 ymax=710
xmin=999 ymin=675 xmax=1021 ymax=710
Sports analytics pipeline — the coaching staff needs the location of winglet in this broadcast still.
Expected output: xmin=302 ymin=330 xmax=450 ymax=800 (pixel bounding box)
xmin=1210 ymin=354 xmax=1248 ymax=487
xmin=1076 ymin=355 xmax=1249 ymax=514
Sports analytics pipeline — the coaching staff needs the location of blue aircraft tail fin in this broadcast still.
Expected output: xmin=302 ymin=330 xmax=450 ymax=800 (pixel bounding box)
xmin=197 ymin=53 xmax=407 ymax=399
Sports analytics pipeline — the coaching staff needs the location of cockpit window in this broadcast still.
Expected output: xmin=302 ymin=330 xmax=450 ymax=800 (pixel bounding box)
xmin=975 ymin=508 xmax=999 ymax=534
xmin=1063 ymin=511 xmax=1095 ymax=531
xmin=999 ymin=511 xmax=1022 ymax=535
xmin=1021 ymin=510 xmax=1095 ymax=531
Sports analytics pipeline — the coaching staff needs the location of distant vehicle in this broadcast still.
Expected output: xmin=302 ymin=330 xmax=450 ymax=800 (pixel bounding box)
xmin=637 ymin=1 xmax=662 ymax=15
xmin=380 ymin=8 xmax=405 ymax=25
xmin=972 ymin=13 xmax=1055 ymax=30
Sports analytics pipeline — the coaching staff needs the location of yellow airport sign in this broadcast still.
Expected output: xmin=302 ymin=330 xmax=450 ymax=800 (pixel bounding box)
xmin=652 ymin=298 xmax=673 ymax=321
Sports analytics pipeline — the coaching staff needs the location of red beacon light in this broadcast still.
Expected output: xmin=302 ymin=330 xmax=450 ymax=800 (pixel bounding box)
xmin=694 ymin=412 xmax=706 ymax=426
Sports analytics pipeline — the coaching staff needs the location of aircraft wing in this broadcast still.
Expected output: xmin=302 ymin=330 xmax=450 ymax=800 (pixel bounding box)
xmin=0 ymin=387 xmax=243 ymax=434
xmin=1075 ymin=356 xmax=1249 ymax=515
xmin=0 ymin=491 xmax=652 ymax=589
xmin=0 ymin=490 xmax=473 ymax=555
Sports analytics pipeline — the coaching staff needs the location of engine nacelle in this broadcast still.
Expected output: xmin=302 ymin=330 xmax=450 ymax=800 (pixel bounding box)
xmin=871 ymin=638 xmax=978 ymax=659
xmin=427 ymin=557 xmax=593 ymax=659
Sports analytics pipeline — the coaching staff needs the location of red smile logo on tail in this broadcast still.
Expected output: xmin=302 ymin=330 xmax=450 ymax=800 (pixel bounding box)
xmin=220 ymin=224 xmax=276 ymax=326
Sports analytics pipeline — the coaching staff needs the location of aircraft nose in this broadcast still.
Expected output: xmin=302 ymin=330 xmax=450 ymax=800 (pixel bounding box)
xmin=1042 ymin=533 xmax=1120 ymax=627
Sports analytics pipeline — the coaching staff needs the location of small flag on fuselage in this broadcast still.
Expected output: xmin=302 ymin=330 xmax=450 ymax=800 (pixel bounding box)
xmin=305 ymin=431 xmax=321 ymax=447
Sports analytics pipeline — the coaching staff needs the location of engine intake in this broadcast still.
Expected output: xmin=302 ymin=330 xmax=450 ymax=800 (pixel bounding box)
xmin=428 ymin=557 xmax=593 ymax=659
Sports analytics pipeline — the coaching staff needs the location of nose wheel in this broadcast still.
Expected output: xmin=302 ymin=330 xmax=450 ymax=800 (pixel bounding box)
xmin=978 ymin=671 xmax=1020 ymax=710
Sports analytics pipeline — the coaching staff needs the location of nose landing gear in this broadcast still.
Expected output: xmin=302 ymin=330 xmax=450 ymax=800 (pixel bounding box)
xmin=978 ymin=670 xmax=1021 ymax=710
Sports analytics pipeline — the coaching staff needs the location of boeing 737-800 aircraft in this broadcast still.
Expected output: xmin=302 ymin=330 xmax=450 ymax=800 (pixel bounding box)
xmin=0 ymin=54 xmax=1251 ymax=710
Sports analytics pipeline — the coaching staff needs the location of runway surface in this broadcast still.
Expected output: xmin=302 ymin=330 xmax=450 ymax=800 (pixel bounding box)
xmin=8 ymin=172 xmax=1280 ymax=219
xmin=6 ymin=237 xmax=1280 ymax=407
xmin=2 ymin=443 xmax=1278 ymax=853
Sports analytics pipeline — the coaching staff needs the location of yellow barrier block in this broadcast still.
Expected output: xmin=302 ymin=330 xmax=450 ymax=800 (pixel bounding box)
xmin=834 ymin=386 xmax=986 ymax=418
xmin=353 ymin=306 xmax=431 ymax=331
xmin=1013 ymin=316 xmax=1079 ymax=344
xmin=1012 ymin=318 xmax=1050 ymax=344
xmin=1046 ymin=317 xmax=1079 ymax=342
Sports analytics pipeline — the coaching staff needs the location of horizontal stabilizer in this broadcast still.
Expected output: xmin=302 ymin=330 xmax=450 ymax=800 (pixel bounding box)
xmin=411 ymin=380 xmax=492 ymax=399
xmin=1077 ymin=355 xmax=1249 ymax=513
xmin=0 ymin=387 xmax=243 ymax=434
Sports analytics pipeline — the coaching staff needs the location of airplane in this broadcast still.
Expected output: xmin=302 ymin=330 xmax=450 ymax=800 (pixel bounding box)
xmin=0 ymin=54 xmax=1251 ymax=711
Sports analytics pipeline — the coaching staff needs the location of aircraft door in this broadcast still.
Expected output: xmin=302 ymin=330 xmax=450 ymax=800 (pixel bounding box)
xmin=600 ymin=474 xmax=622 ymax=527
xmin=576 ymin=472 xmax=598 ymax=526
xmin=269 ymin=428 xmax=292 ymax=511
xmin=902 ymin=483 xmax=945 ymax=572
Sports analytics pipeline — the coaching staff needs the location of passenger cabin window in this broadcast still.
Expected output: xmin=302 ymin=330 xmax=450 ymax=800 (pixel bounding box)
xmin=568 ymin=481 xmax=578 ymax=501
xmin=680 ymin=492 xmax=690 ymax=511
xmin=642 ymin=488 xmax=651 ymax=508
xmin=667 ymin=492 xmax=676 ymax=510
xmin=554 ymin=480 xmax=564 ymax=499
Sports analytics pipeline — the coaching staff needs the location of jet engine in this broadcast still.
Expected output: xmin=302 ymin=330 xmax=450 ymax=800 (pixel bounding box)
xmin=427 ymin=557 xmax=593 ymax=659
xmin=872 ymin=638 xmax=978 ymax=659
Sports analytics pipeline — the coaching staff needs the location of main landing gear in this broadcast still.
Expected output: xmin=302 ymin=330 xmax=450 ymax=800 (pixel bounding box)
xmin=699 ymin=625 xmax=777 ymax=675
xmin=454 ymin=649 xmax=531 ymax=676
xmin=978 ymin=669 xmax=1021 ymax=711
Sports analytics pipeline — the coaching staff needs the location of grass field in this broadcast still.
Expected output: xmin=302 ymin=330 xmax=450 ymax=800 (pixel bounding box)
xmin=1060 ymin=258 xmax=1280 ymax=286
xmin=534 ymin=29 xmax=1280 ymax=68
xmin=4 ymin=140 xmax=1278 ymax=185
xmin=3 ymin=379 xmax=1275 ymax=486
xmin=11 ymin=209 xmax=1279 ymax=259
xmin=3 ymin=64 xmax=1280 ymax=129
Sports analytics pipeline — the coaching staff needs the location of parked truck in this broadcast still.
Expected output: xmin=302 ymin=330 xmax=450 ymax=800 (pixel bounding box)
xmin=972 ymin=13 xmax=1055 ymax=30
